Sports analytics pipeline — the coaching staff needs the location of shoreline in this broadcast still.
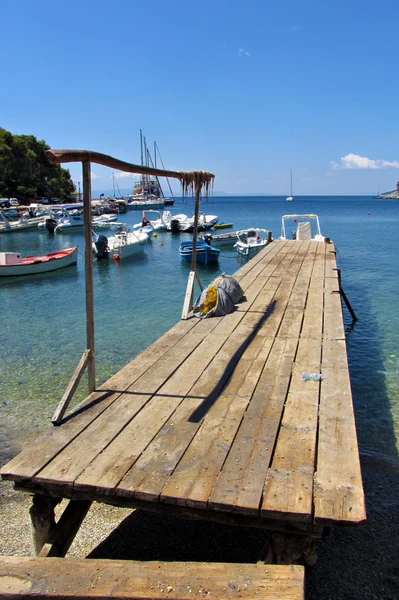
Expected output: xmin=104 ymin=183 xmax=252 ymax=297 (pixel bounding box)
xmin=1 ymin=461 xmax=398 ymax=599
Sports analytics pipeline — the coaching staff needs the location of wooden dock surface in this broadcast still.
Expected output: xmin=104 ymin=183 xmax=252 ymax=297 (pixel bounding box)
xmin=1 ymin=239 xmax=366 ymax=545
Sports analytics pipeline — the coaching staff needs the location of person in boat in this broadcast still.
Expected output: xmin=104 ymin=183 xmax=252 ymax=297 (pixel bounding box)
xmin=142 ymin=215 xmax=150 ymax=227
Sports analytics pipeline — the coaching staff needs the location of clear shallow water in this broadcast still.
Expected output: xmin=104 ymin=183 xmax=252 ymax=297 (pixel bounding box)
xmin=1 ymin=196 xmax=398 ymax=474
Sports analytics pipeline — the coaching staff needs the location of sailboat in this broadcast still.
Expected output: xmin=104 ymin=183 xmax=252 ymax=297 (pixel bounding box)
xmin=286 ymin=169 xmax=295 ymax=201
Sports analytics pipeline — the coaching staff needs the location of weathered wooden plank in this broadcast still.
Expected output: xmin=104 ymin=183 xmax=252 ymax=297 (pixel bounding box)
xmin=324 ymin=242 xmax=338 ymax=278
xmin=208 ymin=338 xmax=298 ymax=515
xmin=0 ymin=557 xmax=305 ymax=600
xmin=73 ymin=329 xmax=236 ymax=494
xmin=36 ymin=330 xmax=225 ymax=491
xmin=261 ymin=364 xmax=320 ymax=521
xmin=160 ymin=335 xmax=275 ymax=507
xmin=323 ymin=277 xmax=345 ymax=340
xmin=117 ymin=326 xmax=263 ymax=503
xmin=314 ymin=341 xmax=366 ymax=525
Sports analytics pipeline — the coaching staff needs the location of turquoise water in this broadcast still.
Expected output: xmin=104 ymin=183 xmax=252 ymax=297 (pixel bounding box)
xmin=1 ymin=196 xmax=398 ymax=474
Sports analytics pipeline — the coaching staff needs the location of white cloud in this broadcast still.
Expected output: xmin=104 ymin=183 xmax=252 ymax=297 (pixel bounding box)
xmin=332 ymin=153 xmax=399 ymax=170
xmin=91 ymin=172 xmax=99 ymax=180
xmin=238 ymin=48 xmax=251 ymax=57
xmin=111 ymin=171 xmax=134 ymax=179
xmin=291 ymin=25 xmax=301 ymax=30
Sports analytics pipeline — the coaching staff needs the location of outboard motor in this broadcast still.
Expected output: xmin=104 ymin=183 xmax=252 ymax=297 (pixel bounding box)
xmin=95 ymin=234 xmax=109 ymax=260
xmin=203 ymin=233 xmax=213 ymax=246
xmin=170 ymin=219 xmax=181 ymax=233
xmin=45 ymin=218 xmax=58 ymax=234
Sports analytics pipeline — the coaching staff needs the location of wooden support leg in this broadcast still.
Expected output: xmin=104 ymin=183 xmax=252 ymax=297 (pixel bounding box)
xmin=29 ymin=495 xmax=60 ymax=556
xmin=40 ymin=500 xmax=92 ymax=558
xmin=271 ymin=533 xmax=318 ymax=566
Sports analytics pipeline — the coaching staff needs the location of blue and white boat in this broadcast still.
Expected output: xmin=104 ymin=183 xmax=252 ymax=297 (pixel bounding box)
xmin=179 ymin=239 xmax=220 ymax=264
xmin=234 ymin=228 xmax=270 ymax=257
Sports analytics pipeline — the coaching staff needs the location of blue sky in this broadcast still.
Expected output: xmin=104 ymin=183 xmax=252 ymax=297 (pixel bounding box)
xmin=2 ymin=0 xmax=399 ymax=195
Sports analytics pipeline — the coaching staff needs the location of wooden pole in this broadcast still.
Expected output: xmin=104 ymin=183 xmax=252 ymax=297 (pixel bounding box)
xmin=190 ymin=183 xmax=201 ymax=271
xmin=82 ymin=160 xmax=96 ymax=392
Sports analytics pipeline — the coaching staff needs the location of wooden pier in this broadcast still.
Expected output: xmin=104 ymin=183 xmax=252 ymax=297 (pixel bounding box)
xmin=1 ymin=238 xmax=366 ymax=574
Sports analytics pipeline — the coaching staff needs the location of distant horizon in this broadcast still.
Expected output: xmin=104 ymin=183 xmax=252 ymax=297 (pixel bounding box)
xmin=91 ymin=188 xmax=381 ymax=198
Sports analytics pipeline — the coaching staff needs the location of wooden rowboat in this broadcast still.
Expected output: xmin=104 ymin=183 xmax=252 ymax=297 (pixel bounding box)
xmin=0 ymin=246 xmax=78 ymax=276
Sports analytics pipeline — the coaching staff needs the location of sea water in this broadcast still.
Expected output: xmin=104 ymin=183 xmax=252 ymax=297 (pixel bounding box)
xmin=0 ymin=196 xmax=398 ymax=476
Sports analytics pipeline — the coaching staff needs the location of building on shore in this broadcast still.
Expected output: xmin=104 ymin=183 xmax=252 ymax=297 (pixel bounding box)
xmin=377 ymin=181 xmax=399 ymax=198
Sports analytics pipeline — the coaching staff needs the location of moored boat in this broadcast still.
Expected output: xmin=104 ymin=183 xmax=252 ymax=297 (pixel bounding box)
xmin=280 ymin=214 xmax=326 ymax=241
xmin=286 ymin=168 xmax=295 ymax=201
xmin=175 ymin=212 xmax=218 ymax=233
xmin=179 ymin=239 xmax=220 ymax=264
xmin=213 ymin=222 xmax=233 ymax=230
xmin=202 ymin=228 xmax=254 ymax=248
xmin=0 ymin=211 xmax=47 ymax=233
xmin=93 ymin=224 xmax=149 ymax=260
xmin=0 ymin=247 xmax=78 ymax=276
xmin=234 ymin=228 xmax=270 ymax=257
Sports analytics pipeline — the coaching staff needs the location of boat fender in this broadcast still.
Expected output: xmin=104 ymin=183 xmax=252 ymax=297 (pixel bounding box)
xmin=257 ymin=235 xmax=260 ymax=240
xmin=154 ymin=232 xmax=157 ymax=238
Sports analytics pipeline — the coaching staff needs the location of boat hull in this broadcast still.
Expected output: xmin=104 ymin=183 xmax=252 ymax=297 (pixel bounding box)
xmin=179 ymin=241 xmax=220 ymax=264
xmin=108 ymin=231 xmax=149 ymax=259
xmin=0 ymin=247 xmax=78 ymax=276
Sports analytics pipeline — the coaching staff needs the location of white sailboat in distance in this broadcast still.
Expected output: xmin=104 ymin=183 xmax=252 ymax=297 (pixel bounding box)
xmin=286 ymin=168 xmax=295 ymax=201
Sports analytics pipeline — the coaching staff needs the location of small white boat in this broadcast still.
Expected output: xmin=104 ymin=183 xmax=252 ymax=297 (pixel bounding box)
xmin=92 ymin=224 xmax=149 ymax=260
xmin=179 ymin=212 xmax=218 ymax=233
xmin=55 ymin=208 xmax=118 ymax=233
xmin=0 ymin=211 xmax=47 ymax=233
xmin=234 ymin=228 xmax=270 ymax=257
xmin=166 ymin=213 xmax=189 ymax=232
xmin=55 ymin=209 xmax=85 ymax=233
xmin=133 ymin=210 xmax=169 ymax=232
xmin=0 ymin=247 xmax=78 ymax=276
xmin=280 ymin=214 xmax=326 ymax=241
xmin=202 ymin=228 xmax=254 ymax=248
xmin=127 ymin=196 xmax=166 ymax=210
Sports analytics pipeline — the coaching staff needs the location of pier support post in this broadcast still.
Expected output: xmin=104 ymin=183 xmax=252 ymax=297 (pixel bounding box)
xmin=29 ymin=495 xmax=60 ymax=556
xmin=182 ymin=181 xmax=203 ymax=319
xmin=82 ymin=160 xmax=96 ymax=392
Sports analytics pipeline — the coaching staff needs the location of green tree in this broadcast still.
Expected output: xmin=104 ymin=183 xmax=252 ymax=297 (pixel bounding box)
xmin=0 ymin=128 xmax=75 ymax=201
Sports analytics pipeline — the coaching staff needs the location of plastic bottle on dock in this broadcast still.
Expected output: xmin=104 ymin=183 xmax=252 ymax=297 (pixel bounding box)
xmin=301 ymin=372 xmax=324 ymax=382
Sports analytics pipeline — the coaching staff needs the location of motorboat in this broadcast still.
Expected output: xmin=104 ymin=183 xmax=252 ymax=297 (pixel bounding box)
xmin=280 ymin=214 xmax=326 ymax=241
xmin=133 ymin=210 xmax=170 ymax=232
xmin=0 ymin=247 xmax=78 ymax=276
xmin=234 ymin=228 xmax=270 ymax=258
xmin=202 ymin=228 xmax=255 ymax=248
xmin=55 ymin=208 xmax=118 ymax=233
xmin=127 ymin=196 xmax=166 ymax=210
xmin=92 ymin=224 xmax=149 ymax=260
xmin=132 ymin=211 xmax=167 ymax=235
xmin=166 ymin=213 xmax=189 ymax=233
xmin=0 ymin=211 xmax=47 ymax=233
xmin=178 ymin=212 xmax=218 ymax=233
xmin=55 ymin=208 xmax=85 ymax=233
xmin=179 ymin=239 xmax=220 ymax=264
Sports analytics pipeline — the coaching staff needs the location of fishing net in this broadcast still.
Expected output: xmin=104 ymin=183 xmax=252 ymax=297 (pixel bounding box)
xmin=193 ymin=275 xmax=244 ymax=319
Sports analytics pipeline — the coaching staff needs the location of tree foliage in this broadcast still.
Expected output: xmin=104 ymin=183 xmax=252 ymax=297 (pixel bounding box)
xmin=0 ymin=128 xmax=75 ymax=201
